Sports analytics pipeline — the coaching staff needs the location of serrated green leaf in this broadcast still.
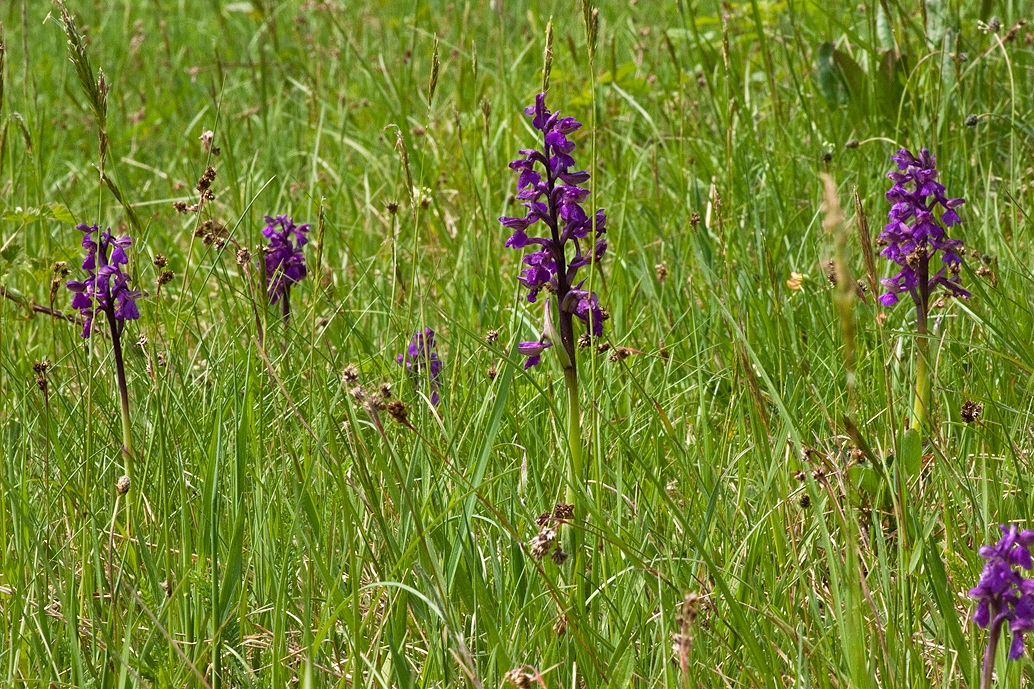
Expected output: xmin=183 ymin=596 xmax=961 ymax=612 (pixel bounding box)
xmin=48 ymin=203 xmax=76 ymax=224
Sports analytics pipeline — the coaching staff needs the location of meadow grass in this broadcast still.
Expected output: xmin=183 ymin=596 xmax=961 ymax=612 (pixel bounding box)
xmin=2 ymin=1 xmax=1034 ymax=687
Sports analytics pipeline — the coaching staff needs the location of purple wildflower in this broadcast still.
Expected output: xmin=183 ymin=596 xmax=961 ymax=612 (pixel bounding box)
xmin=65 ymin=223 xmax=142 ymax=338
xmin=259 ymin=215 xmax=310 ymax=304
xmin=878 ymin=148 xmax=969 ymax=309
xmin=970 ymin=525 xmax=1034 ymax=685
xmin=397 ymin=327 xmax=443 ymax=406
xmin=500 ymin=94 xmax=606 ymax=369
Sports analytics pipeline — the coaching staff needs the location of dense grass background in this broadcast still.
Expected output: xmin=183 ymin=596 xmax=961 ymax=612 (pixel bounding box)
xmin=2 ymin=0 xmax=1034 ymax=686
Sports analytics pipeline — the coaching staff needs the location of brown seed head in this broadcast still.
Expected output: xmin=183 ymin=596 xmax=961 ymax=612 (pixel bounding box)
xmin=486 ymin=366 xmax=498 ymax=381
xmin=236 ymin=247 xmax=251 ymax=266
xmin=485 ymin=329 xmax=499 ymax=345
xmin=387 ymin=399 xmax=409 ymax=425
xmin=159 ymin=270 xmax=175 ymax=285
xmin=655 ymin=263 xmax=669 ymax=282
xmin=529 ymin=527 xmax=556 ymax=561
xmin=554 ymin=614 xmax=568 ymax=637
xmin=153 ymin=253 xmax=168 ymax=268
xmin=116 ymin=475 xmax=131 ymax=495
xmin=196 ymin=166 xmax=217 ymax=192
xmin=960 ymin=399 xmax=983 ymax=424
xmin=553 ymin=502 xmax=574 ymax=520
xmin=342 ymin=364 xmax=359 ymax=384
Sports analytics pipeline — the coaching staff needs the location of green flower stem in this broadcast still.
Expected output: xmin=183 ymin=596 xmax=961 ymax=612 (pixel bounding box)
xmin=981 ymin=605 xmax=1003 ymax=689
xmin=912 ymin=302 xmax=931 ymax=437
xmin=563 ymin=364 xmax=584 ymax=606
xmin=106 ymin=306 xmax=134 ymax=476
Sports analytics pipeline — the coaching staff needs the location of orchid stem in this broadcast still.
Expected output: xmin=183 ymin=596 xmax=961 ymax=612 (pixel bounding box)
xmin=982 ymin=607 xmax=1003 ymax=689
xmin=912 ymin=304 xmax=931 ymax=438
xmin=564 ymin=365 xmax=584 ymax=608
xmin=107 ymin=308 xmax=134 ymax=477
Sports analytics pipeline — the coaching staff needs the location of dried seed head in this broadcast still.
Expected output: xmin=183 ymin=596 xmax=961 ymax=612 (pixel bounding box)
xmin=845 ymin=139 xmax=860 ymax=149
xmin=486 ymin=365 xmax=498 ymax=381
xmin=655 ymin=263 xmax=668 ymax=282
xmin=199 ymin=129 xmax=214 ymax=153
xmin=529 ymin=527 xmax=556 ymax=561
xmin=387 ymin=399 xmax=409 ymax=424
xmin=342 ymin=364 xmax=359 ymax=384
xmin=960 ymin=399 xmax=983 ymax=424
xmin=116 ymin=475 xmax=131 ymax=495
xmin=577 ymin=333 xmax=591 ymax=349
xmin=236 ymin=247 xmax=251 ymax=266
xmin=553 ymin=613 xmax=568 ymax=636
xmin=379 ymin=382 xmax=392 ymax=399
xmin=689 ymin=211 xmax=701 ymax=228
xmin=196 ymin=166 xmax=216 ymax=192
xmin=173 ymin=201 xmax=189 ymax=214
xmin=553 ymin=502 xmax=574 ymax=520
xmin=485 ymin=329 xmax=499 ymax=345
xmin=386 ymin=201 xmax=399 ymax=215
xmin=32 ymin=359 xmax=51 ymax=375
xmin=550 ymin=545 xmax=568 ymax=565
xmin=965 ymin=114 xmax=979 ymax=127
xmin=153 ymin=253 xmax=168 ymax=268
xmin=798 ymin=494 xmax=811 ymax=508
xmin=503 ymin=668 xmax=540 ymax=688
xmin=159 ymin=270 xmax=175 ymax=285
xmin=596 ymin=342 xmax=611 ymax=353
xmin=793 ymin=470 xmax=807 ymax=482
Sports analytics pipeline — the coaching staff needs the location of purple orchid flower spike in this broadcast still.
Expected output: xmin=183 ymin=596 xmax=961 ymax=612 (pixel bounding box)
xmin=499 ymin=93 xmax=607 ymax=369
xmin=878 ymin=148 xmax=969 ymax=309
xmin=65 ymin=222 xmax=142 ymax=470
xmin=970 ymin=525 xmax=1034 ymax=688
xmin=260 ymin=214 xmax=310 ymax=305
xmin=398 ymin=327 xmax=443 ymax=406
xmin=65 ymin=223 xmax=143 ymax=338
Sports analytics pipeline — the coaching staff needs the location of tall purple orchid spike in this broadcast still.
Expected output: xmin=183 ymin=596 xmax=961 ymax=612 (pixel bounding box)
xmin=878 ymin=148 xmax=968 ymax=434
xmin=65 ymin=223 xmax=142 ymax=470
xmin=65 ymin=223 xmax=143 ymax=338
xmin=260 ymin=215 xmax=310 ymax=304
xmin=258 ymin=214 xmax=309 ymax=325
xmin=878 ymin=148 xmax=968 ymax=309
xmin=500 ymin=93 xmax=606 ymax=370
xmin=398 ymin=328 xmax=443 ymax=406
xmin=970 ymin=525 xmax=1034 ymax=689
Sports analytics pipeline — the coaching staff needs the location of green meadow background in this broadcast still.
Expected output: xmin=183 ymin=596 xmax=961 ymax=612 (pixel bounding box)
xmin=2 ymin=0 xmax=1033 ymax=687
